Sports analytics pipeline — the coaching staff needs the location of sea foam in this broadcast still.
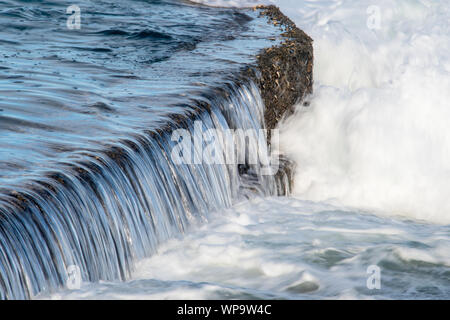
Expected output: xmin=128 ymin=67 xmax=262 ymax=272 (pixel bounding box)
xmin=193 ymin=0 xmax=450 ymax=224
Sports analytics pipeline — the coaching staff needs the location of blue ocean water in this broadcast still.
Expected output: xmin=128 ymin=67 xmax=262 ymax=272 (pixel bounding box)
xmin=0 ymin=0 xmax=277 ymax=186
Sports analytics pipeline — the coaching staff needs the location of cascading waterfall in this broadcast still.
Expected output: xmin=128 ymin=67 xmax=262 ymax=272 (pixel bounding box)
xmin=0 ymin=80 xmax=289 ymax=300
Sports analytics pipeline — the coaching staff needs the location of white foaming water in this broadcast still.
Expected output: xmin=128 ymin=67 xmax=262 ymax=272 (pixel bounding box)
xmin=191 ymin=1 xmax=450 ymax=224
xmin=44 ymin=197 xmax=449 ymax=299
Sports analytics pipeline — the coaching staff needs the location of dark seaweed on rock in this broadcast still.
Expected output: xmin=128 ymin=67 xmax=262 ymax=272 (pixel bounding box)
xmin=253 ymin=5 xmax=314 ymax=135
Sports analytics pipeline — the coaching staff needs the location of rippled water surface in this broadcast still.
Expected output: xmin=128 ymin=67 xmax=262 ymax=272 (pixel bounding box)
xmin=0 ymin=0 xmax=278 ymax=186
xmin=44 ymin=197 xmax=450 ymax=300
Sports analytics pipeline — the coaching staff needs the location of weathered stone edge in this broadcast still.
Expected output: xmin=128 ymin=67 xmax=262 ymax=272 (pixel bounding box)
xmin=251 ymin=5 xmax=313 ymax=192
xmin=241 ymin=5 xmax=314 ymax=134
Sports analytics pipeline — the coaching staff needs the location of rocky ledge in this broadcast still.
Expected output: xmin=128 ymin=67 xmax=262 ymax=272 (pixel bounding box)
xmin=254 ymin=5 xmax=313 ymax=133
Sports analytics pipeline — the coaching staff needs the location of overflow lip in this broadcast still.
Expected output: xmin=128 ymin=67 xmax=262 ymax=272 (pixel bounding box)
xmin=0 ymin=5 xmax=313 ymax=299
xmin=1 ymin=5 xmax=313 ymax=210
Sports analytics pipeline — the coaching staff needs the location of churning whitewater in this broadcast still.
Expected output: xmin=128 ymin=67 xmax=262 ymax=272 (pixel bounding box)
xmin=195 ymin=0 xmax=450 ymax=224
